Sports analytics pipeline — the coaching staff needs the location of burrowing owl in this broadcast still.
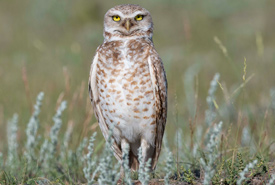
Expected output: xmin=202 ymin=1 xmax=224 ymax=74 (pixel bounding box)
xmin=88 ymin=4 xmax=167 ymax=170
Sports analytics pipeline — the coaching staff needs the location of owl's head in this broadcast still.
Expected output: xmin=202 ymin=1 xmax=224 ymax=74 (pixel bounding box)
xmin=103 ymin=4 xmax=153 ymax=41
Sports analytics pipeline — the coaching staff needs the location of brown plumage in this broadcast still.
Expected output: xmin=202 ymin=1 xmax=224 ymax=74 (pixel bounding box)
xmin=88 ymin=4 xmax=167 ymax=171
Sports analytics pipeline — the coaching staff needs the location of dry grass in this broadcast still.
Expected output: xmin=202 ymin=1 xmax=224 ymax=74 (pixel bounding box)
xmin=0 ymin=0 xmax=275 ymax=184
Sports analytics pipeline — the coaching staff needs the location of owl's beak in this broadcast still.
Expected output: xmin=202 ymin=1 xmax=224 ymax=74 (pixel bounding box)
xmin=125 ymin=19 xmax=131 ymax=31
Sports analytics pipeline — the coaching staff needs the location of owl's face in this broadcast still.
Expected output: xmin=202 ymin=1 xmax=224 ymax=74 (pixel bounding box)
xmin=103 ymin=4 xmax=153 ymax=40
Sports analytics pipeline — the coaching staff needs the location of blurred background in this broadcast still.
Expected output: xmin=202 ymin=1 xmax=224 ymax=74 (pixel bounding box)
xmin=1 ymin=0 xmax=275 ymax=157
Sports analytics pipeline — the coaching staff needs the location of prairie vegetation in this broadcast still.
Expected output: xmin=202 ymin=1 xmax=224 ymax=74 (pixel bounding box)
xmin=0 ymin=0 xmax=275 ymax=184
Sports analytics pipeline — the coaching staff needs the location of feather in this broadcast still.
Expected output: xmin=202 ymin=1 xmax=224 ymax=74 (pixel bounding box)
xmin=148 ymin=49 xmax=168 ymax=170
xmin=88 ymin=51 xmax=122 ymax=161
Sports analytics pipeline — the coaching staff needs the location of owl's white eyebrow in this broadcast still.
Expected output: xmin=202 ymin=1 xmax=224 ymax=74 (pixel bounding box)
xmin=109 ymin=11 xmax=147 ymax=18
xmin=132 ymin=11 xmax=144 ymax=16
xmin=109 ymin=11 xmax=124 ymax=17
xmin=124 ymin=11 xmax=146 ymax=18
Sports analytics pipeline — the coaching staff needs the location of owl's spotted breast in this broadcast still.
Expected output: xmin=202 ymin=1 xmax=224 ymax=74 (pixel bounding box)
xmin=96 ymin=38 xmax=157 ymax=147
xmin=89 ymin=4 xmax=167 ymax=171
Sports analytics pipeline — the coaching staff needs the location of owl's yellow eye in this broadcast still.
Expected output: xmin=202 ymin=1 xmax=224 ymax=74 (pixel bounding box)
xmin=112 ymin=16 xmax=121 ymax=21
xmin=135 ymin=15 xmax=143 ymax=21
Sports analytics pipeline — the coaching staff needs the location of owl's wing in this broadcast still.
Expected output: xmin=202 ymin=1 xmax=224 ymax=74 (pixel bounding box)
xmin=88 ymin=51 xmax=122 ymax=161
xmin=148 ymin=50 xmax=168 ymax=169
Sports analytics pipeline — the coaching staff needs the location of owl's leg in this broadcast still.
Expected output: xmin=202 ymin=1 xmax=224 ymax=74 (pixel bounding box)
xmin=141 ymin=138 xmax=153 ymax=170
xmin=120 ymin=138 xmax=130 ymax=178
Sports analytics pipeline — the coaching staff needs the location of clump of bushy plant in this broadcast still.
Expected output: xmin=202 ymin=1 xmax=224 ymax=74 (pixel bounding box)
xmin=241 ymin=125 xmax=251 ymax=146
xmin=61 ymin=121 xmax=74 ymax=163
xmin=220 ymin=153 xmax=266 ymax=184
xmin=83 ymin=132 xmax=97 ymax=185
xmin=138 ymin=146 xmax=152 ymax=185
xmin=200 ymin=121 xmax=223 ymax=185
xmin=161 ymin=134 xmax=174 ymax=185
xmin=49 ymin=101 xmax=67 ymax=156
xmin=25 ymin=92 xmax=44 ymax=166
xmin=237 ymin=159 xmax=258 ymax=185
xmin=1 ymin=85 xmax=274 ymax=185
xmin=181 ymin=167 xmax=196 ymax=184
xmin=163 ymin=151 xmax=173 ymax=185
xmin=121 ymin=143 xmax=132 ymax=185
xmin=205 ymin=73 xmax=220 ymax=126
xmin=241 ymin=125 xmax=256 ymax=154
xmin=77 ymin=137 xmax=88 ymax=165
xmin=6 ymin=114 xmax=19 ymax=174
xmin=0 ymin=92 xmax=85 ymax=183
xmin=40 ymin=101 xmax=67 ymax=172
xmin=97 ymin=127 xmax=120 ymax=185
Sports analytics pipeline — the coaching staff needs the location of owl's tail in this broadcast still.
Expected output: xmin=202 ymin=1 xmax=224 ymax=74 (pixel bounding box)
xmin=129 ymin=150 xmax=139 ymax=171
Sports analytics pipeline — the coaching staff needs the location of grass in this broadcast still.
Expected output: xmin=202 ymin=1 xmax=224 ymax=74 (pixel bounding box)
xmin=0 ymin=75 xmax=274 ymax=184
xmin=1 ymin=0 xmax=275 ymax=184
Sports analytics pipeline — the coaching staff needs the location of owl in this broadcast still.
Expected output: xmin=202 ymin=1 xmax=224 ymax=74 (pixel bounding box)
xmin=88 ymin=4 xmax=167 ymax=171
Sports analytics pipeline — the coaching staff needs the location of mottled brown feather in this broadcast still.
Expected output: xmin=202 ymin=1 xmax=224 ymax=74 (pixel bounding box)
xmin=88 ymin=53 xmax=123 ymax=161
